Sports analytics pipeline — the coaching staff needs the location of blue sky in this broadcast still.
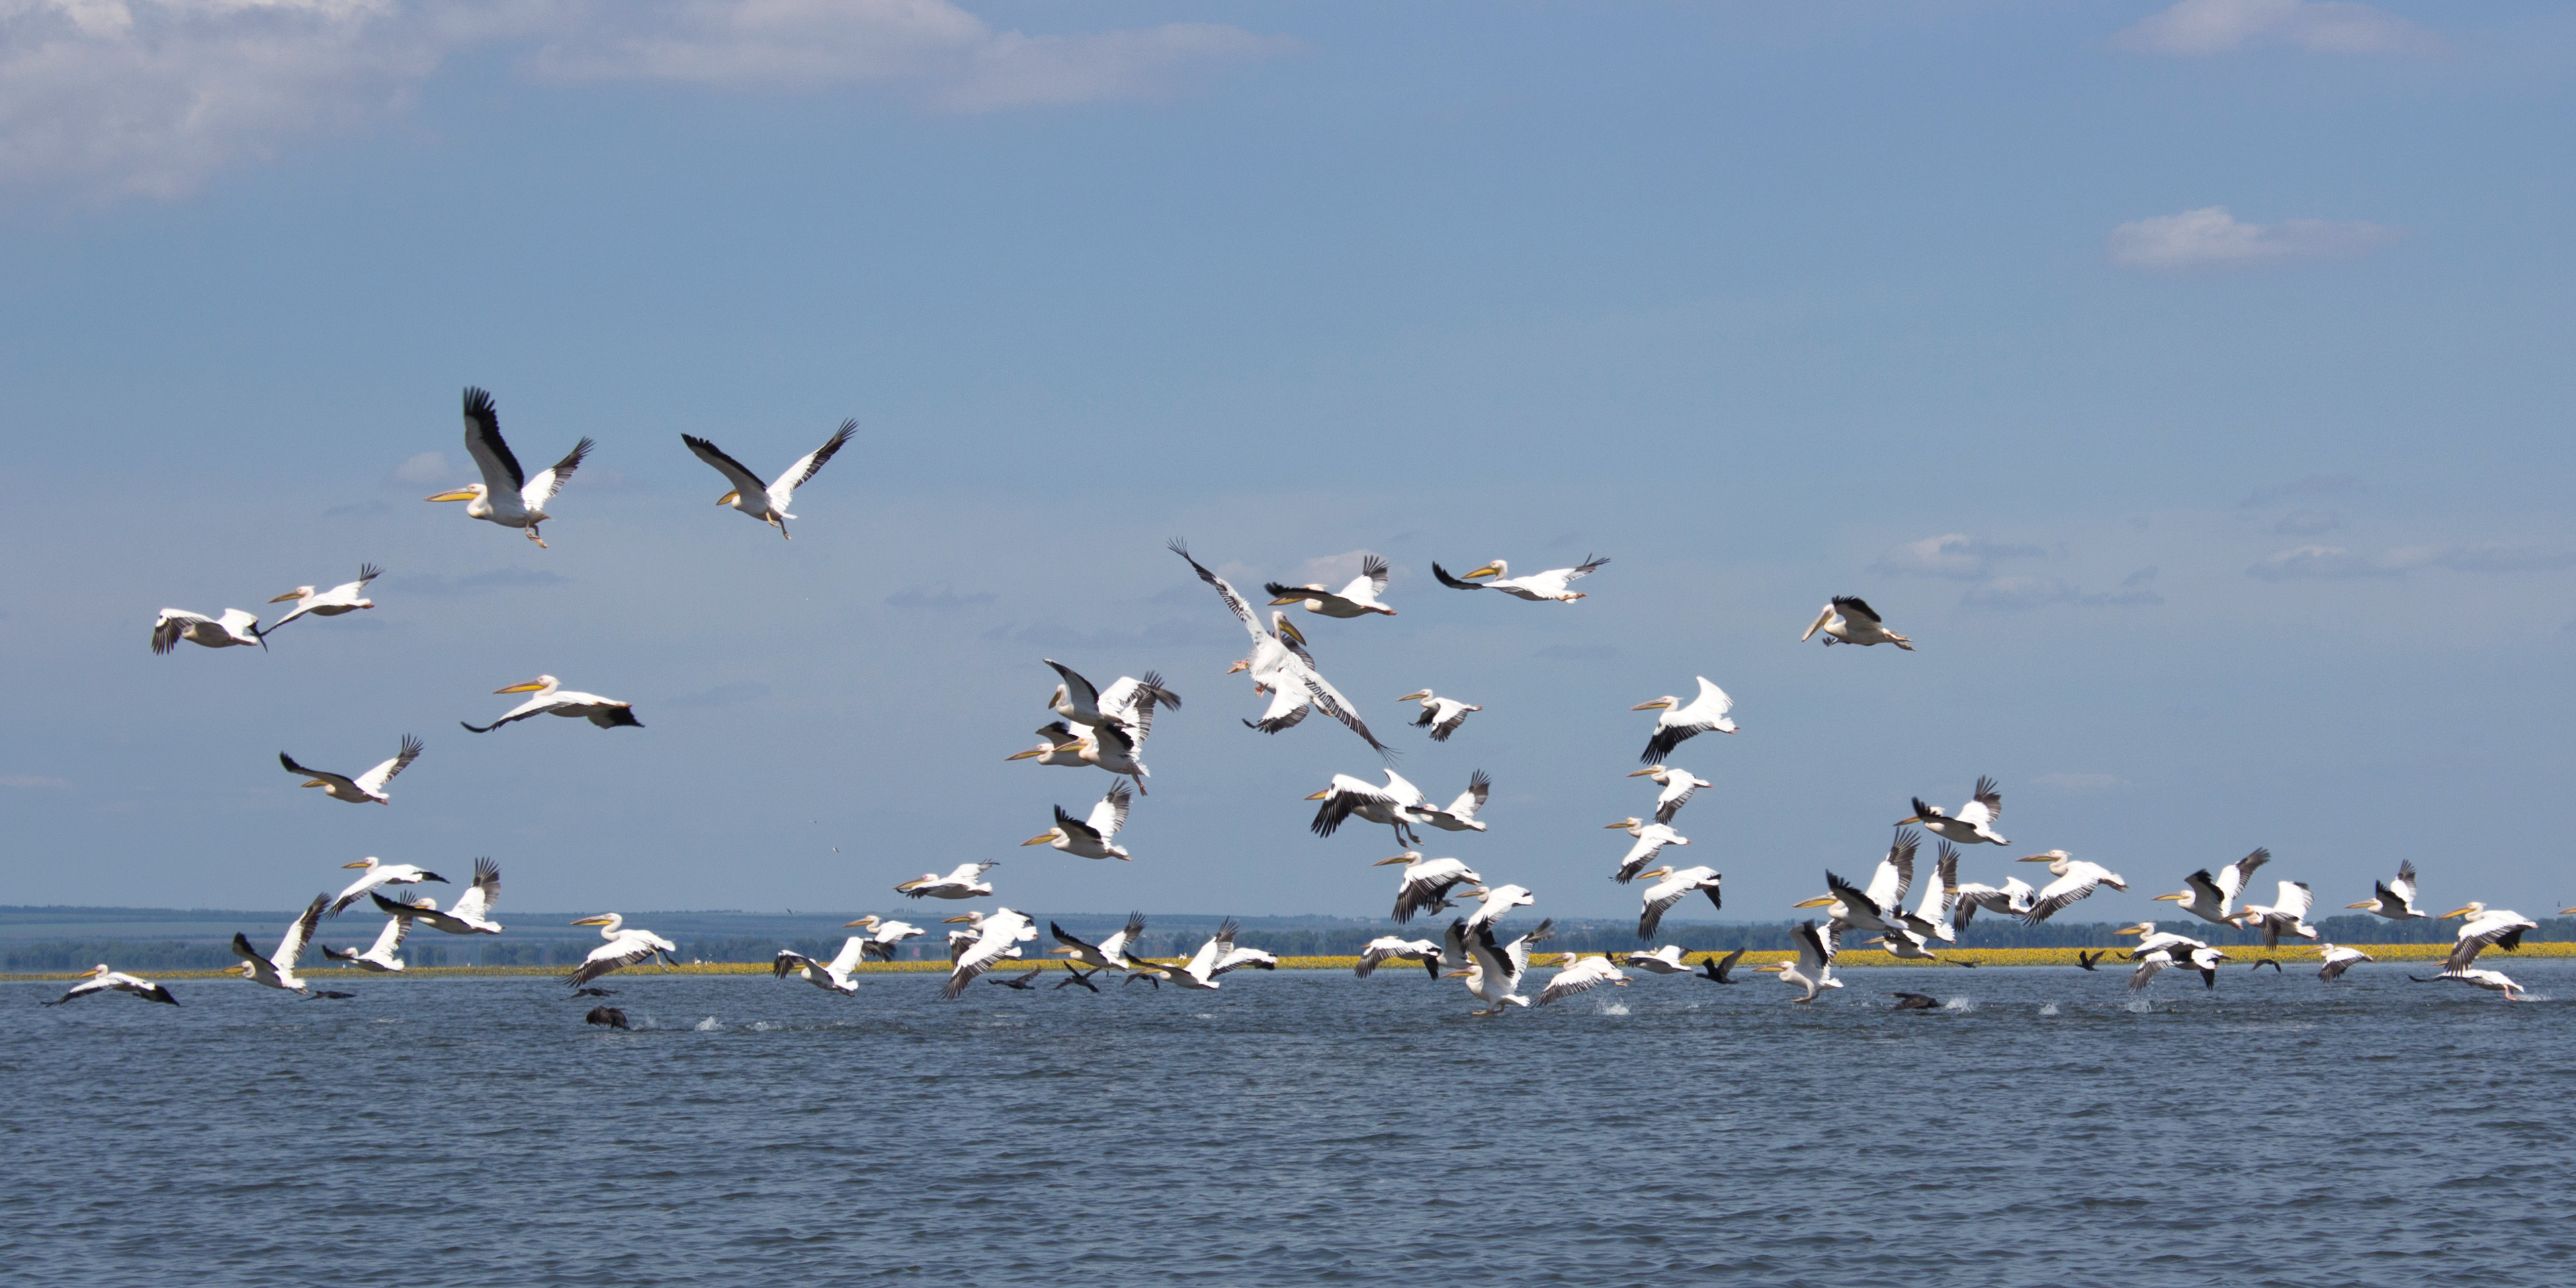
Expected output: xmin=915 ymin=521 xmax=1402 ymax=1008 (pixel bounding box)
xmin=1 ymin=0 xmax=2571 ymax=926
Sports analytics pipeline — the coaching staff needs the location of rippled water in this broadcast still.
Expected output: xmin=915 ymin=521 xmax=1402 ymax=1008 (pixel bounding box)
xmin=8 ymin=961 xmax=2575 ymax=1287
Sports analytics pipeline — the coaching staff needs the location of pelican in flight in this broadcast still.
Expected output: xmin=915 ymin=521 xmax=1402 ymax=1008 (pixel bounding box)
xmin=2153 ymin=849 xmax=2271 ymax=926
xmin=1900 ymin=841 xmax=1962 ymax=943
xmin=1898 ymin=777 xmax=2007 ymax=846
xmin=279 ymin=734 xmax=421 ymax=805
xmin=569 ymin=914 xmax=680 ymax=989
xmin=1445 ymin=918 xmax=1554 ymax=1015
xmin=1463 ymin=884 xmax=1535 ymax=934
xmin=1006 ymin=722 xmax=1090 ymax=768
xmin=2131 ymin=944 xmax=2227 ymax=991
xmin=323 ymin=910 xmax=413 ymax=972
xmin=1629 ymin=765 xmax=1711 ymax=825
xmin=1623 ymin=945 xmax=1695 ymax=975
xmin=2347 ymin=859 xmax=2429 ymax=920
xmin=1355 ymin=936 xmax=1445 ymax=979
xmin=151 ymin=607 xmax=263 ymax=653
xmin=1793 ymin=828 xmax=1920 ymax=935
xmin=2234 ymin=881 xmax=2320 ymax=948
xmin=374 ymin=859 xmax=503 ymax=935
xmin=1041 ymin=662 xmax=1180 ymax=733
xmin=425 ymin=386 xmax=593 ymax=546
xmin=1949 ymin=873 xmax=2034 ymax=932
xmin=1631 ymin=678 xmax=1737 ymax=763
xmin=1606 ymin=818 xmax=1689 ymax=884
xmin=774 ymin=937 xmax=871 ymax=994
xmin=1023 ymin=782 xmax=1134 ymax=860
xmin=1765 ymin=920 xmax=1839 ymax=1003
xmin=1376 ymin=852 xmax=1483 ymax=924
xmin=1266 ymin=555 xmax=1396 ymax=617
xmin=1171 ymin=540 xmax=1389 ymax=754
xmin=1800 ymin=597 xmax=1914 ymax=650
xmin=2413 ymin=968 xmax=2530 ymax=1000
xmin=1398 ymin=690 xmax=1480 ymax=742
xmin=681 ymin=419 xmax=855 ymax=539
xmin=43 ymin=965 xmax=179 ymax=1007
xmin=232 ymin=895 xmax=327 ymax=994
xmin=1011 ymin=687 xmax=1165 ymax=794
xmin=327 ymin=856 xmax=447 ymax=916
xmin=1869 ymin=927 xmax=1975 ymax=966
xmin=897 ymin=862 xmax=997 ymax=900
xmin=1432 ymin=555 xmax=1609 ymax=602
xmin=1050 ymin=913 xmax=1148 ymax=970
xmin=1635 ymin=865 xmax=1722 ymax=939
xmin=1537 ymin=953 xmax=1629 ymax=1006
xmin=462 ymin=676 xmax=642 ymax=732
xmin=2439 ymin=903 xmax=2538 ymax=971
xmin=845 ymin=914 xmax=925 ymax=961
xmin=265 ymin=565 xmax=380 ymax=633
xmin=1127 ymin=918 xmax=1277 ymax=990
xmin=1408 ymin=771 xmax=1492 ymax=834
xmin=1309 ymin=770 xmax=1428 ymax=847
xmin=2019 ymin=851 xmax=2128 ymax=923
xmin=2317 ymin=943 xmax=2372 ymax=981
xmin=2112 ymin=922 xmax=2209 ymax=960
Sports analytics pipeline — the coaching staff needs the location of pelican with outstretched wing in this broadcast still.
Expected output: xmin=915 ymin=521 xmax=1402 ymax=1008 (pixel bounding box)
xmin=44 ymin=964 xmax=179 ymax=1007
xmin=373 ymin=859 xmax=503 ymax=935
xmin=151 ymin=607 xmax=264 ymax=654
xmin=1801 ymin=596 xmax=1913 ymax=650
xmin=1170 ymin=540 xmax=1389 ymax=754
xmin=462 ymin=676 xmax=642 ymax=732
xmin=682 ymin=419 xmax=855 ymax=539
xmin=232 ymin=896 xmax=328 ymax=994
xmin=1023 ymin=783 xmax=1135 ymax=860
xmin=424 ymin=386 xmax=593 ymax=546
xmin=1266 ymin=554 xmax=1396 ymax=617
xmin=279 ymin=734 xmax=421 ymax=805
xmin=1631 ymin=677 xmax=1737 ymax=763
xmin=265 ymin=565 xmax=380 ymax=633
xmin=1432 ymin=555 xmax=1608 ymax=602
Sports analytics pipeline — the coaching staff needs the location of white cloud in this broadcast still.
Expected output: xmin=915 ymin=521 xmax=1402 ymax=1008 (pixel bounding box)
xmin=1287 ymin=550 xmax=1385 ymax=589
xmin=1869 ymin=533 xmax=2045 ymax=581
xmin=2108 ymin=207 xmax=2399 ymax=273
xmin=390 ymin=450 xmax=449 ymax=484
xmin=2248 ymin=542 xmax=2576 ymax=580
xmin=2111 ymin=0 xmax=2432 ymax=56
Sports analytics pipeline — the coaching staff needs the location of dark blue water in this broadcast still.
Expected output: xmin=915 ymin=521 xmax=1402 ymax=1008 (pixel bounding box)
xmin=7 ymin=961 xmax=2574 ymax=1287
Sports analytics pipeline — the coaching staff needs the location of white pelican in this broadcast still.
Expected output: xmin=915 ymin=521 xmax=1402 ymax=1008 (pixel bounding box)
xmin=1463 ymin=883 xmax=1534 ymax=933
xmin=1043 ymin=662 xmax=1180 ymax=732
xmin=1408 ymin=771 xmax=1491 ymax=834
xmin=1445 ymin=917 xmax=1554 ymax=1015
xmin=1605 ymin=818 xmax=1690 ymax=884
xmin=2130 ymin=945 xmax=2227 ymax=991
xmin=327 ymin=856 xmax=447 ymax=916
xmin=2111 ymin=922 xmax=2209 ymax=959
xmin=265 ymin=565 xmax=380 ymax=633
xmin=774 ymin=937 xmax=869 ymax=994
xmin=372 ymin=859 xmax=503 ymax=935
xmin=1006 ymin=721 xmax=1090 ymax=768
xmin=151 ymin=607 xmax=264 ymax=653
xmin=2317 ymin=943 xmax=2372 ymax=981
xmin=323 ymin=912 xmax=413 ymax=972
xmin=1170 ymin=540 xmax=1389 ymax=754
xmin=1023 ymin=782 xmax=1133 ymax=861
xmin=2018 ymin=851 xmax=2128 ymax=923
xmin=1309 ymin=770 xmax=1428 ymax=847
xmin=1432 ymin=555 xmax=1608 ymax=602
xmin=1537 ymin=953 xmax=1629 ymax=1006
xmin=896 ymin=862 xmax=997 ymax=900
xmin=279 ymin=734 xmax=421 ymax=806
xmin=1800 ymin=596 xmax=1914 ymax=650
xmin=1355 ymin=936 xmax=1445 ymax=979
xmin=1899 ymin=841 xmax=1961 ymax=943
xmin=1631 ymin=677 xmax=1737 ymax=763
xmin=43 ymin=965 xmax=179 ymax=1007
xmin=1868 ymin=926 xmax=1975 ymax=966
xmin=1397 ymin=690 xmax=1480 ymax=742
xmin=1629 ymin=764 xmax=1711 ymax=825
xmin=2152 ymin=849 xmax=2271 ymax=926
xmin=1049 ymin=913 xmax=1148 ymax=971
xmin=232 ymin=895 xmax=327 ymax=994
xmin=1375 ymin=852 xmax=1483 ymax=924
xmin=462 ymin=676 xmax=642 ymax=732
xmin=1792 ymin=829 xmax=1919 ymax=934
xmin=568 ymin=913 xmax=679 ymax=989
xmin=681 ymin=419 xmax=855 ymax=539
xmin=2347 ymin=859 xmax=2429 ymax=920
xmin=1015 ymin=687 xmax=1165 ymax=793
xmin=1949 ymin=875 xmax=2034 ymax=932
xmin=2413 ymin=968 xmax=2530 ymax=1000
xmin=1765 ymin=920 xmax=1838 ymax=1003
xmin=1635 ymin=865 xmax=1722 ymax=939
xmin=1128 ymin=918 xmax=1277 ymax=990
xmin=1266 ymin=555 xmax=1396 ymax=617
xmin=2235 ymin=881 xmax=2319 ymax=948
xmin=1623 ymin=945 xmax=1694 ymax=975
xmin=845 ymin=914 xmax=925 ymax=961
xmin=1898 ymin=777 xmax=2007 ymax=846
xmin=2438 ymin=903 xmax=2538 ymax=971
xmin=424 ymin=386 xmax=593 ymax=546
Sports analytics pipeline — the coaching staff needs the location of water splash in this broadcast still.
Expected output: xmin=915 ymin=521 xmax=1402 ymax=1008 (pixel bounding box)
xmin=1942 ymin=996 xmax=1974 ymax=1013
xmin=1596 ymin=1001 xmax=1631 ymax=1016
xmin=2122 ymin=998 xmax=2153 ymax=1013
xmin=2038 ymin=1002 xmax=2059 ymax=1016
xmin=749 ymin=1021 xmax=775 ymax=1032
xmin=695 ymin=1016 xmax=722 ymax=1031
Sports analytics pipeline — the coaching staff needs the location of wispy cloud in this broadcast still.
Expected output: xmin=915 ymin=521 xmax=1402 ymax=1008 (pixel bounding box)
xmin=1283 ymin=550 xmax=1387 ymax=589
xmin=2248 ymin=543 xmax=2576 ymax=581
xmin=665 ymin=681 xmax=769 ymax=708
xmin=2270 ymin=510 xmax=2340 ymax=535
xmin=886 ymin=584 xmax=997 ymax=610
xmin=2111 ymin=0 xmax=2434 ymax=56
xmin=389 ymin=451 xmax=450 ymax=485
xmin=390 ymin=568 xmax=570 ymax=596
xmin=1 ymin=775 xmax=71 ymax=789
xmin=2109 ymin=207 xmax=2399 ymax=273
xmin=1871 ymin=534 xmax=2046 ymax=581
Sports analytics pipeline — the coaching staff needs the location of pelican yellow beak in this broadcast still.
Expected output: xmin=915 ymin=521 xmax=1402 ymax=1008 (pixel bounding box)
xmin=1397 ymin=690 xmax=1432 ymax=701
xmin=1305 ymin=788 xmax=1332 ymax=800
xmin=495 ymin=679 xmax=548 ymax=694
xmin=424 ymin=489 xmax=477 ymax=503
xmin=1896 ymin=814 xmax=1926 ymax=824
xmin=343 ymin=860 xmax=372 ymax=869
xmin=2436 ymin=906 xmax=2477 ymax=920
xmin=1021 ymin=833 xmax=1059 ymax=847
xmin=269 ymin=590 xmax=303 ymax=603
xmin=1269 ymin=593 xmax=1305 ymax=606
xmin=300 ymin=779 xmax=329 ymax=789
xmin=2345 ymin=900 xmax=2377 ymax=909
xmin=1463 ymin=564 xmax=1502 ymax=579
xmin=843 ymin=917 xmax=875 ymax=928
xmin=894 ymin=879 xmax=925 ymax=891
xmin=718 ymin=491 xmax=739 ymax=506
xmin=1005 ymin=747 xmax=1043 ymax=761
xmin=1442 ymin=969 xmax=1471 ymax=978
xmin=2015 ymin=853 xmax=2057 ymax=863
xmin=2113 ymin=926 xmax=2145 ymax=936
xmin=1049 ymin=742 xmax=1085 ymax=754
xmin=1629 ymin=698 xmax=1673 ymax=711
xmin=1371 ymin=853 xmax=1418 ymax=867
xmin=2152 ymin=892 xmax=2186 ymax=902
xmin=1603 ymin=819 xmax=1637 ymax=829
xmin=1627 ymin=767 xmax=1658 ymax=777
xmin=941 ymin=914 xmax=976 ymax=924
xmin=571 ymin=916 xmax=612 ymax=927
xmin=1641 ymin=867 xmax=1674 ymax=882
xmin=1277 ymin=619 xmax=1307 ymax=646
xmin=1791 ymin=896 xmax=1838 ymax=909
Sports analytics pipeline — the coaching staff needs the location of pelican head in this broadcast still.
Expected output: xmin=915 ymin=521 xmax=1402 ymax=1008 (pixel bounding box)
xmin=844 ymin=915 xmax=880 ymax=929
xmin=1463 ymin=561 xmax=1504 ymax=579
xmin=2152 ymin=891 xmax=2189 ymax=903
xmin=1305 ymin=786 xmax=1334 ymax=801
xmin=1639 ymin=867 xmax=1676 ymax=883
xmin=1801 ymin=603 xmax=1837 ymax=642
xmin=1630 ymin=697 xmax=1676 ymax=712
xmin=1397 ymin=690 xmax=1434 ymax=702
xmin=1604 ymin=817 xmax=1643 ymax=830
xmin=270 ymin=586 xmax=316 ymax=603
xmin=343 ymin=857 xmax=379 ymax=870
xmin=1271 ymin=612 xmax=1306 ymax=646
xmin=1021 ymin=829 xmax=1063 ymax=847
xmin=496 ymin=676 xmax=560 ymax=695
xmin=2017 ymin=849 xmax=2073 ymax=865
xmin=1373 ymin=851 xmax=1423 ymax=867
xmin=87 ymin=963 xmax=111 ymax=978
xmin=572 ymin=913 xmax=624 ymax=930
xmin=717 ymin=490 xmax=741 ymax=507
xmin=424 ymin=483 xmax=487 ymax=504
xmin=2438 ymin=903 xmax=2487 ymax=920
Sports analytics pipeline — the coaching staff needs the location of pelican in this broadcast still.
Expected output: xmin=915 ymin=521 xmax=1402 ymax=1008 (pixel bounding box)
xmin=2019 ymin=851 xmax=2128 ymax=923
xmin=1898 ymin=777 xmax=2007 ymax=846
xmin=1027 ymin=704 xmax=1163 ymax=795
xmin=1398 ymin=690 xmax=1480 ymax=742
xmin=1950 ymin=875 xmax=2036 ymax=932
xmin=773 ymin=937 xmax=870 ymax=994
xmin=1700 ymin=948 xmax=1747 ymax=984
xmin=462 ymin=676 xmax=642 ymax=733
xmin=323 ymin=912 xmax=413 ymax=972
xmin=2153 ymin=849 xmax=2272 ymax=926
xmin=1432 ymin=555 xmax=1608 ymax=602
xmin=1800 ymin=596 xmax=1914 ymax=650
xmin=1445 ymin=917 xmax=1554 ymax=1015
xmin=1463 ymin=883 xmax=1534 ymax=933
xmin=1635 ymin=865 xmax=1723 ymax=939
xmin=568 ymin=913 xmax=679 ymax=989
xmin=845 ymin=914 xmax=925 ymax=961
xmin=1170 ymin=540 xmax=1389 ymax=754
xmin=265 ymin=565 xmax=380 ymax=633
xmin=1128 ymin=918 xmax=1277 ymax=990
xmin=232 ymin=895 xmax=327 ymax=994
xmin=1375 ymin=852 xmax=1484 ymax=924
xmin=1051 ymin=913 xmax=1148 ymax=970
xmin=326 ymin=856 xmax=447 ymax=916
xmin=1537 ymin=953 xmax=1629 ymax=1006
xmin=1793 ymin=829 xmax=1919 ymax=934
xmin=1604 ymin=818 xmax=1689 ymax=884
xmin=2347 ymin=859 xmax=2429 ymax=920
xmin=2412 ymin=968 xmax=2530 ymax=1000
xmin=2112 ymin=922 xmax=2209 ymax=959
xmin=424 ymin=386 xmax=593 ymax=546
xmin=1407 ymin=771 xmax=1491 ymax=834
xmin=279 ymin=734 xmax=421 ymax=805
xmin=681 ymin=419 xmax=855 ymax=539
xmin=371 ymin=859 xmax=502 ymax=935
xmin=1356 ymin=936 xmax=1445 ymax=980
xmin=1631 ymin=677 xmax=1737 ymax=763
xmin=896 ymin=863 xmax=997 ymax=900
xmin=2317 ymin=943 xmax=2372 ymax=982
xmin=1868 ymin=927 xmax=1975 ymax=966
xmin=2439 ymin=903 xmax=2538 ymax=970
xmin=2131 ymin=944 xmax=2227 ymax=991
xmin=1042 ymin=662 xmax=1180 ymax=732
xmin=2235 ymin=881 xmax=2319 ymax=948
xmin=1006 ymin=721 xmax=1091 ymax=768
xmin=1309 ymin=770 xmax=1428 ymax=847
xmin=1899 ymin=841 xmax=1961 ymax=943
xmin=151 ymin=607 xmax=265 ymax=654
xmin=43 ymin=965 xmax=178 ymax=1007
xmin=1023 ymin=782 xmax=1134 ymax=860
xmin=1764 ymin=920 xmax=1838 ymax=1003
xmin=1629 ymin=764 xmax=1711 ymax=825
xmin=1266 ymin=555 xmax=1396 ymax=617
xmin=1623 ymin=945 xmax=1694 ymax=975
